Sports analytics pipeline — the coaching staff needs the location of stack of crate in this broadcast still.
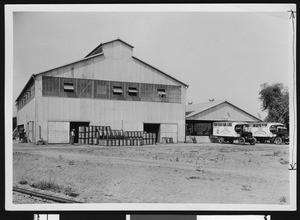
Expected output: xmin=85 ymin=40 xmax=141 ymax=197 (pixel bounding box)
xmin=77 ymin=126 xmax=156 ymax=146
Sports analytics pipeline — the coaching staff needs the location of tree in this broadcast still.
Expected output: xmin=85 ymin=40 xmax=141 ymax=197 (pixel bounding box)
xmin=259 ymin=83 xmax=289 ymax=127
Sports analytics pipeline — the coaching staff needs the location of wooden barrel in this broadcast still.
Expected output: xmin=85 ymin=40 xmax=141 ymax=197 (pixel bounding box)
xmin=93 ymin=138 xmax=98 ymax=145
xmin=99 ymin=130 xmax=103 ymax=138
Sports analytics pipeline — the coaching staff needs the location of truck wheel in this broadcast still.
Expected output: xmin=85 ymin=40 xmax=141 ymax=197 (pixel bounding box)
xmin=250 ymin=138 xmax=256 ymax=145
xmin=238 ymin=137 xmax=246 ymax=145
xmin=274 ymin=137 xmax=283 ymax=145
xmin=229 ymin=139 xmax=234 ymax=144
xmin=218 ymin=137 xmax=224 ymax=144
xmin=260 ymin=139 xmax=265 ymax=143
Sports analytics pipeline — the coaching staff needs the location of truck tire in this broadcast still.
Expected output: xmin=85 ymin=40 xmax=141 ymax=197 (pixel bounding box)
xmin=249 ymin=138 xmax=256 ymax=145
xmin=218 ymin=137 xmax=224 ymax=144
xmin=238 ymin=137 xmax=246 ymax=145
xmin=274 ymin=137 xmax=283 ymax=145
xmin=260 ymin=139 xmax=265 ymax=143
xmin=229 ymin=139 xmax=234 ymax=144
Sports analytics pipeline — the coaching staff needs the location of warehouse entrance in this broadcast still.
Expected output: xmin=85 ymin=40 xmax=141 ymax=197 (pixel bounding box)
xmin=70 ymin=122 xmax=89 ymax=143
xmin=144 ymin=123 xmax=160 ymax=143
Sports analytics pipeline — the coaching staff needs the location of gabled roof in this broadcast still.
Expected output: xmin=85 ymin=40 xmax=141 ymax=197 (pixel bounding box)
xmin=85 ymin=38 xmax=134 ymax=58
xmin=16 ymin=38 xmax=188 ymax=102
xmin=132 ymin=56 xmax=188 ymax=88
xmin=186 ymin=100 xmax=262 ymax=122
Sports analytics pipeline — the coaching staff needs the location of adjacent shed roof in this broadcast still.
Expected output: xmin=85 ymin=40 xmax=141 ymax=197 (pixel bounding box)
xmin=186 ymin=101 xmax=262 ymax=122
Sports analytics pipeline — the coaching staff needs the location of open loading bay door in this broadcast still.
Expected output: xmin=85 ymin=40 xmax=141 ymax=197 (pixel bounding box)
xmin=48 ymin=121 xmax=70 ymax=144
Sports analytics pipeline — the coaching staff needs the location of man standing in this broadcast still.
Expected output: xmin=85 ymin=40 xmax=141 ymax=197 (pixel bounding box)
xmin=70 ymin=129 xmax=75 ymax=145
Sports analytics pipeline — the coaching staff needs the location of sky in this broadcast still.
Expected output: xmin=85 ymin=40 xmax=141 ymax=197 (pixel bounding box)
xmin=12 ymin=5 xmax=294 ymax=119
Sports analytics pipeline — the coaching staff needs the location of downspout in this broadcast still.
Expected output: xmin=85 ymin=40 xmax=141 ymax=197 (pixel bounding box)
xmin=31 ymin=74 xmax=37 ymax=143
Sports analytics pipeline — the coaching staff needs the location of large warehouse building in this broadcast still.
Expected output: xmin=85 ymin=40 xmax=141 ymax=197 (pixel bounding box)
xmin=16 ymin=39 xmax=188 ymax=144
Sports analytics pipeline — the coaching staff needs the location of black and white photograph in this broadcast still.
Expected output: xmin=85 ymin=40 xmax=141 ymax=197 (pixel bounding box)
xmin=5 ymin=4 xmax=296 ymax=210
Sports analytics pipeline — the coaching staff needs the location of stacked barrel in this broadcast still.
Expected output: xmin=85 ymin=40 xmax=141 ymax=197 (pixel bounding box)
xmin=77 ymin=126 xmax=156 ymax=146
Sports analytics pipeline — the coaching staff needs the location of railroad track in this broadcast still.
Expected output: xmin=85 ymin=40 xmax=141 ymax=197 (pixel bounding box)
xmin=13 ymin=186 xmax=82 ymax=203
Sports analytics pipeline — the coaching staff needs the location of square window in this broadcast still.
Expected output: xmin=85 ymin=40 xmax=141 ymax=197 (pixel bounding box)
xmin=128 ymin=87 xmax=138 ymax=96
xmin=97 ymin=85 xmax=107 ymax=95
xmin=157 ymin=88 xmax=166 ymax=97
xmin=113 ymin=86 xmax=123 ymax=94
xmin=64 ymin=83 xmax=74 ymax=91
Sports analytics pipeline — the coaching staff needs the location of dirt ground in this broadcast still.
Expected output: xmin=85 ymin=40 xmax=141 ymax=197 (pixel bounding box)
xmin=12 ymin=142 xmax=290 ymax=204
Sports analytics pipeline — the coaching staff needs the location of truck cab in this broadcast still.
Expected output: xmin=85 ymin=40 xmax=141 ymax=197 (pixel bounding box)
xmin=249 ymin=122 xmax=289 ymax=145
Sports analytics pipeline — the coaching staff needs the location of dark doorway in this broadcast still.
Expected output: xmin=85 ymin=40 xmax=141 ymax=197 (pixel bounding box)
xmin=144 ymin=123 xmax=160 ymax=143
xmin=70 ymin=121 xmax=89 ymax=143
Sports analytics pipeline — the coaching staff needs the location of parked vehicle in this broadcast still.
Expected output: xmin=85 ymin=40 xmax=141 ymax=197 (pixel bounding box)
xmin=212 ymin=122 xmax=256 ymax=145
xmin=249 ymin=122 xmax=289 ymax=145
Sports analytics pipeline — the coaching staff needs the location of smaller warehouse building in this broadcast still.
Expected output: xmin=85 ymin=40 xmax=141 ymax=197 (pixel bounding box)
xmin=186 ymin=100 xmax=262 ymax=142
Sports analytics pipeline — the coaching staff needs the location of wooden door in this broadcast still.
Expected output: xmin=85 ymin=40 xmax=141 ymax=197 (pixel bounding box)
xmin=48 ymin=121 xmax=70 ymax=143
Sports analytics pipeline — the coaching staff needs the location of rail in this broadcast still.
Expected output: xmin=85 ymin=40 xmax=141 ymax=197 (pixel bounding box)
xmin=13 ymin=186 xmax=82 ymax=203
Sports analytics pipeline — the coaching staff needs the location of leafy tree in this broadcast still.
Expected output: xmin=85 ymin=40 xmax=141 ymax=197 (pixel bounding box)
xmin=259 ymin=83 xmax=289 ymax=127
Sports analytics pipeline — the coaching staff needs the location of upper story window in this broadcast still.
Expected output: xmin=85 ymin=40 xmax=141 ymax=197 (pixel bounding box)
xmin=97 ymin=85 xmax=107 ymax=95
xmin=113 ymin=86 xmax=123 ymax=94
xmin=128 ymin=87 xmax=138 ymax=96
xmin=157 ymin=88 xmax=166 ymax=97
xmin=63 ymin=83 xmax=75 ymax=91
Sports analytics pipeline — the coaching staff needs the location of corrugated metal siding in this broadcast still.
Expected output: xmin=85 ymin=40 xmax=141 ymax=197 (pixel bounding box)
xmin=40 ymin=55 xmax=179 ymax=86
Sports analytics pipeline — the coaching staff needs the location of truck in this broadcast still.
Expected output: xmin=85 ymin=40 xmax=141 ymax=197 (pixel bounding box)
xmin=212 ymin=121 xmax=256 ymax=145
xmin=249 ymin=122 xmax=289 ymax=145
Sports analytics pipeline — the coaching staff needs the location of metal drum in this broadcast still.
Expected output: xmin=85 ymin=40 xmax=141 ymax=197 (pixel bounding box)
xmin=126 ymin=139 xmax=130 ymax=146
xmin=98 ymin=130 xmax=103 ymax=138
xmin=115 ymin=139 xmax=120 ymax=146
xmin=93 ymin=138 xmax=98 ymax=145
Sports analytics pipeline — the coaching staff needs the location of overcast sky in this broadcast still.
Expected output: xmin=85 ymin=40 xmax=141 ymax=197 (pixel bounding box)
xmin=12 ymin=5 xmax=294 ymax=118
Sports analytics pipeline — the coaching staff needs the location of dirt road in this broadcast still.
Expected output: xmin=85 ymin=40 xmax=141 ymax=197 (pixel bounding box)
xmin=13 ymin=142 xmax=290 ymax=204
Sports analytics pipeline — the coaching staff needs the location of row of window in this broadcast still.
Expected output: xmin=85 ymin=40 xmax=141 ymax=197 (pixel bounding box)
xmin=249 ymin=124 xmax=267 ymax=127
xmin=213 ymin=122 xmax=233 ymax=127
xmin=42 ymin=76 xmax=181 ymax=103
xmin=213 ymin=123 xmax=269 ymax=128
xmin=16 ymin=83 xmax=35 ymax=111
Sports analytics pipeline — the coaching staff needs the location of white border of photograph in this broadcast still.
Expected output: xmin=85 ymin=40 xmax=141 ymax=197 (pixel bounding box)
xmin=5 ymin=4 xmax=296 ymax=211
